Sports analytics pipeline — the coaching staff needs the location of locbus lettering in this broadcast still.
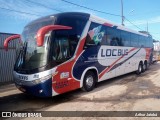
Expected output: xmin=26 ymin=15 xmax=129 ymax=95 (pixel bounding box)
xmin=101 ymin=49 xmax=128 ymax=57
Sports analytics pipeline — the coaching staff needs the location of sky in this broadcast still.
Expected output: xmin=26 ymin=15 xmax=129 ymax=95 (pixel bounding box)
xmin=0 ymin=0 xmax=160 ymax=40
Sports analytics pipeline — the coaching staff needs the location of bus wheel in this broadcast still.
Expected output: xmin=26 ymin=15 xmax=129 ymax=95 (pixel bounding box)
xmin=143 ymin=62 xmax=148 ymax=71
xmin=136 ymin=62 xmax=143 ymax=75
xmin=82 ymin=71 xmax=96 ymax=92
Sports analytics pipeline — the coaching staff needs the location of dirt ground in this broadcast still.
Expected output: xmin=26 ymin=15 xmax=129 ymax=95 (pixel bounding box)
xmin=1 ymin=62 xmax=160 ymax=120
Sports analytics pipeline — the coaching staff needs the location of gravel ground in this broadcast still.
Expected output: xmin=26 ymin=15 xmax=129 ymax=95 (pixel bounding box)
xmin=1 ymin=62 xmax=160 ymax=120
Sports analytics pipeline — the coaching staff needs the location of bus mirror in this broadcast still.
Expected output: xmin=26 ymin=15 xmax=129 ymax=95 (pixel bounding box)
xmin=36 ymin=25 xmax=72 ymax=46
xmin=4 ymin=34 xmax=21 ymax=51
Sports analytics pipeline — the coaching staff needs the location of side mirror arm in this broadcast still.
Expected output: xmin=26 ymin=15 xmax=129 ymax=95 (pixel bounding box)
xmin=36 ymin=25 xmax=72 ymax=46
xmin=4 ymin=34 xmax=21 ymax=51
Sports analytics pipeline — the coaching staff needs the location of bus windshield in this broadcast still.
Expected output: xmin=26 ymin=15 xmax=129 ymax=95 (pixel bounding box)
xmin=15 ymin=15 xmax=88 ymax=71
xmin=15 ymin=18 xmax=54 ymax=70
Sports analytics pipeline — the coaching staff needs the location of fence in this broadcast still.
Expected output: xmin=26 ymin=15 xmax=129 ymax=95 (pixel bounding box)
xmin=0 ymin=32 xmax=20 ymax=84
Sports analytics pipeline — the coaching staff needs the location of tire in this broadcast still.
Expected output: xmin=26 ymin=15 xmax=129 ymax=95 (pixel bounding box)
xmin=136 ymin=62 xmax=143 ymax=75
xmin=143 ymin=62 xmax=148 ymax=71
xmin=82 ymin=71 xmax=96 ymax=92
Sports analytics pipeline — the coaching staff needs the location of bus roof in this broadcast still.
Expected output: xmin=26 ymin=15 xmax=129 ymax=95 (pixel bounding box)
xmin=26 ymin=12 xmax=90 ymax=27
xmin=26 ymin=12 xmax=149 ymax=37
xmin=90 ymin=14 xmax=149 ymax=37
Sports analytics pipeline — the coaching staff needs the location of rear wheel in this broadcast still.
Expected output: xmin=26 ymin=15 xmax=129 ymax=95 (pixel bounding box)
xmin=143 ymin=62 xmax=148 ymax=72
xmin=82 ymin=71 xmax=96 ymax=92
xmin=136 ymin=62 xmax=143 ymax=75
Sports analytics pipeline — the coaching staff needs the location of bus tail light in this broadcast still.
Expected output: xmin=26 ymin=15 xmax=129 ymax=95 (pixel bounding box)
xmin=36 ymin=25 xmax=72 ymax=46
xmin=4 ymin=34 xmax=21 ymax=51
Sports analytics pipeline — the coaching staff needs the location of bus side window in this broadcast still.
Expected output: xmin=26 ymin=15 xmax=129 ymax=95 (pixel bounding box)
xmin=106 ymin=27 xmax=121 ymax=46
xmin=101 ymin=34 xmax=111 ymax=45
xmin=85 ymin=22 xmax=104 ymax=47
xmin=110 ymin=37 xmax=118 ymax=46
xmin=149 ymin=37 xmax=153 ymax=48
xmin=120 ymin=31 xmax=130 ymax=47
xmin=146 ymin=37 xmax=151 ymax=47
xmin=85 ymin=33 xmax=96 ymax=45
xmin=114 ymin=30 xmax=121 ymax=46
xmin=131 ymin=34 xmax=139 ymax=47
xmin=139 ymin=36 xmax=145 ymax=47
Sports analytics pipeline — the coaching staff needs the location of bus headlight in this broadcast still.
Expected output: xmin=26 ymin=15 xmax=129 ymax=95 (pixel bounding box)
xmin=15 ymin=74 xmax=52 ymax=86
xmin=33 ymin=74 xmax=52 ymax=85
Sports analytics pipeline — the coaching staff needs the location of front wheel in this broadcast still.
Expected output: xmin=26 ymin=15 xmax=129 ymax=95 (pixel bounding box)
xmin=82 ymin=71 xmax=96 ymax=92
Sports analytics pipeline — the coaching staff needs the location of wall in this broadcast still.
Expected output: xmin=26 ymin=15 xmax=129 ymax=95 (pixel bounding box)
xmin=0 ymin=33 xmax=20 ymax=84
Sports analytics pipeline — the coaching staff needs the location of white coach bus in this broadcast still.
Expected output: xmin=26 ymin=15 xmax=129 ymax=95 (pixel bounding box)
xmin=4 ymin=12 xmax=153 ymax=97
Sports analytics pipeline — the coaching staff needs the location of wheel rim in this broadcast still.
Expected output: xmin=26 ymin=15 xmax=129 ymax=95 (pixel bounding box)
xmin=139 ymin=65 xmax=142 ymax=72
xmin=86 ymin=75 xmax=94 ymax=88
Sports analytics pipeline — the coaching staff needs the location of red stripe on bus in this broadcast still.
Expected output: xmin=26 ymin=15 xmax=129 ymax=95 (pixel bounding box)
xmin=52 ymin=37 xmax=86 ymax=94
xmin=99 ymin=47 xmax=137 ymax=79
xmin=103 ymin=23 xmax=113 ymax=27
xmin=145 ymin=48 xmax=151 ymax=60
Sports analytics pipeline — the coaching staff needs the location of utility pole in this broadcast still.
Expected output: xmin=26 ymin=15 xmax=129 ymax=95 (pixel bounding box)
xmin=121 ymin=0 xmax=125 ymax=26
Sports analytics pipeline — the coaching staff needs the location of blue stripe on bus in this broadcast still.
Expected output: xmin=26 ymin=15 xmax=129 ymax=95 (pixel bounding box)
xmin=73 ymin=46 xmax=106 ymax=80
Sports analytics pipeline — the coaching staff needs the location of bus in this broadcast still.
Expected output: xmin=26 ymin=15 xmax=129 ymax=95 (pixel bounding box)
xmin=4 ymin=12 xmax=153 ymax=97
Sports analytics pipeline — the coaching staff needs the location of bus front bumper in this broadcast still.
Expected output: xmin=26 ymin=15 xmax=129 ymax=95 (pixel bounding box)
xmin=15 ymin=78 xmax=52 ymax=97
